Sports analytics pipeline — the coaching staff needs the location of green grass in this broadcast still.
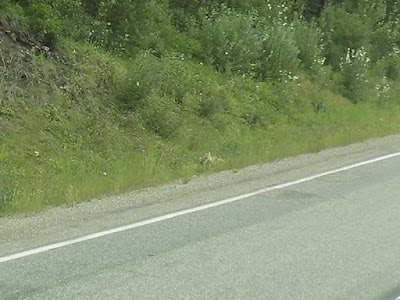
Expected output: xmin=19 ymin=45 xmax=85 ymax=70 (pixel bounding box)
xmin=2 ymin=94 xmax=400 ymax=216
xmin=1 ymin=38 xmax=400 ymax=216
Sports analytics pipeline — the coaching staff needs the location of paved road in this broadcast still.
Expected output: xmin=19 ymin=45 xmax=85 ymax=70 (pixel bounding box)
xmin=1 ymin=138 xmax=400 ymax=299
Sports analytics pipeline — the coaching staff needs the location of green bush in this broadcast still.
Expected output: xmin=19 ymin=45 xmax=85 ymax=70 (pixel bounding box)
xmin=25 ymin=2 xmax=61 ymax=46
xmin=52 ymin=0 xmax=92 ymax=41
xmin=256 ymin=22 xmax=300 ymax=81
xmin=338 ymin=47 xmax=371 ymax=102
xmin=7 ymin=0 xmax=61 ymax=47
xmin=375 ymin=47 xmax=400 ymax=81
xmin=369 ymin=18 xmax=400 ymax=63
xmin=118 ymin=52 xmax=249 ymax=136
xmin=320 ymin=6 xmax=371 ymax=70
xmin=191 ymin=7 xmax=263 ymax=75
xmin=80 ymin=0 xmax=101 ymax=18
xmin=118 ymin=52 xmax=199 ymax=110
xmin=84 ymin=0 xmax=145 ymax=53
xmin=292 ymin=18 xmax=324 ymax=71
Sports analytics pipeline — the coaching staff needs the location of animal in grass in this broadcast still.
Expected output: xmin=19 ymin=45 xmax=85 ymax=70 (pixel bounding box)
xmin=199 ymin=152 xmax=224 ymax=165
xmin=200 ymin=152 xmax=213 ymax=164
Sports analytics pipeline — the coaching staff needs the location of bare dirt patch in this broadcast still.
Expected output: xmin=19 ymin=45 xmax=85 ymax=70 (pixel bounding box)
xmin=0 ymin=15 xmax=67 ymax=103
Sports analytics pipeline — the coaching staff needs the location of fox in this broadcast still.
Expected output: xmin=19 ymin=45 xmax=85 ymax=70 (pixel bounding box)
xmin=199 ymin=152 xmax=224 ymax=165
xmin=200 ymin=152 xmax=213 ymax=164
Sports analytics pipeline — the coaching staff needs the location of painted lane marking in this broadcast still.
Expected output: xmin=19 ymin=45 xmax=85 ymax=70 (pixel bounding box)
xmin=1 ymin=151 xmax=400 ymax=264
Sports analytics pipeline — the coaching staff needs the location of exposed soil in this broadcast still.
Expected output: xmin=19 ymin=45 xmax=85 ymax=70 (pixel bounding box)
xmin=0 ymin=15 xmax=45 ymax=50
xmin=0 ymin=15 xmax=67 ymax=103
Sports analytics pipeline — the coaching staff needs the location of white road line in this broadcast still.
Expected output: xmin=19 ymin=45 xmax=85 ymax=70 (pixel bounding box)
xmin=1 ymin=151 xmax=400 ymax=264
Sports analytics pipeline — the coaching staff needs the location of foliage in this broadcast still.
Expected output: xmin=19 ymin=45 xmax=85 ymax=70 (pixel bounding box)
xmin=190 ymin=7 xmax=263 ymax=75
xmin=2 ymin=0 xmax=400 ymax=215
xmin=5 ymin=0 xmax=62 ymax=47
xmin=52 ymin=0 xmax=92 ymax=41
xmin=292 ymin=18 xmax=324 ymax=71
xmin=118 ymin=52 xmax=195 ymax=111
xmin=320 ymin=6 xmax=371 ymax=70
xmin=338 ymin=47 xmax=371 ymax=102
xmin=256 ymin=21 xmax=300 ymax=80
xmin=375 ymin=47 xmax=400 ymax=81
xmin=303 ymin=0 xmax=326 ymax=20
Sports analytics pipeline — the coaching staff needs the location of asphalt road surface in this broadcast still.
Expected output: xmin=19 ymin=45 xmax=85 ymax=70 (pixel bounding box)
xmin=1 ymin=135 xmax=400 ymax=299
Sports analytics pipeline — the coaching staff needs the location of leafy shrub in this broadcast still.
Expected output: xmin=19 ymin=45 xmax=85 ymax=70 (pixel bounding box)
xmin=320 ymin=6 xmax=371 ymax=70
xmin=118 ymin=51 xmax=242 ymax=136
xmin=118 ymin=52 xmax=198 ymax=110
xmin=52 ymin=0 xmax=92 ymax=41
xmin=80 ymin=0 xmax=101 ymax=18
xmin=369 ymin=18 xmax=400 ymax=63
xmin=375 ymin=47 xmax=400 ymax=81
xmin=260 ymin=0 xmax=305 ymax=23
xmin=25 ymin=2 xmax=61 ymax=46
xmin=9 ymin=0 xmax=62 ymax=47
xmin=191 ymin=7 xmax=263 ymax=75
xmin=256 ymin=22 xmax=300 ymax=81
xmin=338 ymin=47 xmax=371 ymax=102
xmin=77 ymin=0 xmax=145 ymax=53
xmin=292 ymin=18 xmax=324 ymax=71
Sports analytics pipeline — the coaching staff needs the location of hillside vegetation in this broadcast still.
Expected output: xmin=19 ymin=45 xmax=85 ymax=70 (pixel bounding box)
xmin=1 ymin=0 xmax=400 ymax=215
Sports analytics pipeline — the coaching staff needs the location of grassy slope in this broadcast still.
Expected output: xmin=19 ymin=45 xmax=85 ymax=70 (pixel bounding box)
xmin=1 ymin=6 xmax=400 ymax=215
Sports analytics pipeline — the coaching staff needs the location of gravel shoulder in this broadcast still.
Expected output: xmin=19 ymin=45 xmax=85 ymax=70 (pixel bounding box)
xmin=1 ymin=134 xmax=399 ymax=257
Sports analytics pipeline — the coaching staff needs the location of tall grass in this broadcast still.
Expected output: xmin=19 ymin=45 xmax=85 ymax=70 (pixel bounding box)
xmin=1 ymin=42 xmax=400 ymax=215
